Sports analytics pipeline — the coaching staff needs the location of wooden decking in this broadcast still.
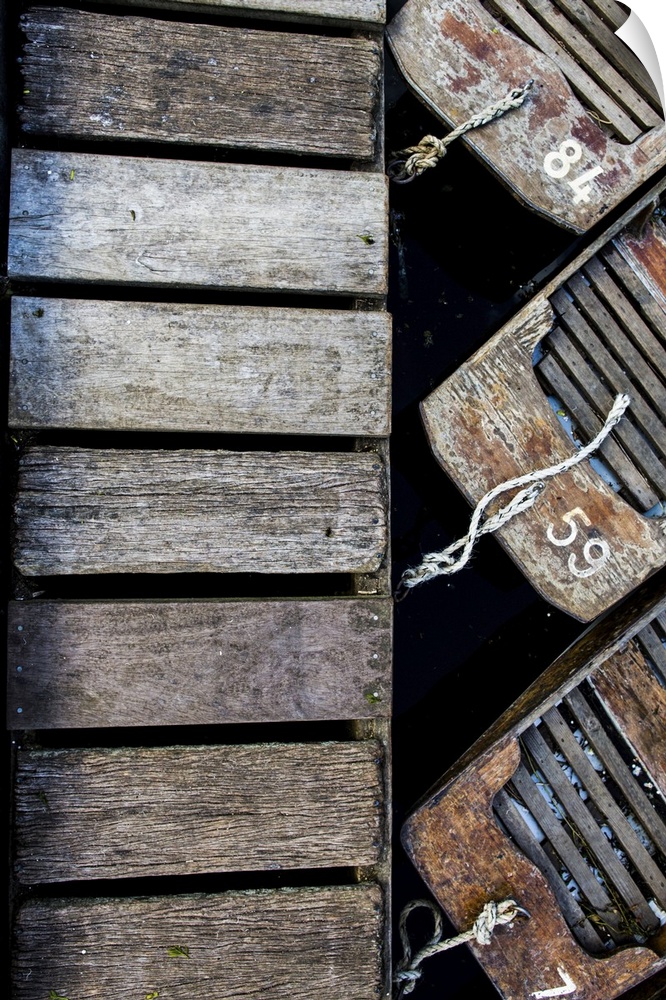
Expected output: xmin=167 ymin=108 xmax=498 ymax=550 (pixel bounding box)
xmin=6 ymin=2 xmax=391 ymax=997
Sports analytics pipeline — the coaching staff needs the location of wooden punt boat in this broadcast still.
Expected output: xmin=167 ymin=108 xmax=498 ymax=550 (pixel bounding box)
xmin=6 ymin=2 xmax=392 ymax=997
xmin=414 ymin=177 xmax=666 ymax=622
xmin=386 ymin=0 xmax=666 ymax=232
xmin=402 ymin=577 xmax=666 ymax=1000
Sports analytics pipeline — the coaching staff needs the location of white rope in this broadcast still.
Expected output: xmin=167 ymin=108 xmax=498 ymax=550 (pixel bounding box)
xmin=398 ymin=393 xmax=630 ymax=595
xmin=394 ymin=898 xmax=528 ymax=997
xmin=389 ymin=80 xmax=534 ymax=183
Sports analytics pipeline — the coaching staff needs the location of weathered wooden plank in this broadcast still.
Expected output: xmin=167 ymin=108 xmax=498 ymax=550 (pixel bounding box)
xmin=617 ymin=218 xmax=666 ymax=316
xmin=521 ymin=724 xmax=658 ymax=928
xmin=7 ymin=598 xmax=392 ymax=728
xmin=583 ymin=255 xmax=666 ymax=377
xmin=548 ymin=316 xmax=666 ymax=496
xmin=18 ymin=8 xmax=381 ymax=159
xmin=565 ymin=685 xmax=666 ymax=851
xmin=13 ymin=447 xmax=388 ymax=576
xmin=541 ymin=705 xmax=666 ymax=905
xmin=9 ymin=298 xmax=391 ymax=436
xmin=563 ymin=272 xmax=666 ymax=419
xmin=584 ymin=0 xmax=627 ymax=31
xmin=13 ymin=884 xmax=385 ymax=1000
xmin=517 ymin=0 xmax=660 ymax=129
xmin=493 ymin=787 xmax=606 ymax=951
xmin=602 ymin=245 xmax=666 ymax=344
xmin=14 ymin=742 xmax=384 ymax=882
xmin=508 ymin=760 xmax=626 ymax=932
xmin=636 ymin=623 xmax=666 ymax=683
xmin=8 ymin=150 xmax=387 ymax=295
xmin=86 ymin=0 xmax=386 ymax=26
xmin=387 ymin=0 xmax=666 ymax=231
xmin=592 ymin=642 xmax=666 ymax=810
xmin=490 ymin=0 xmax=641 ymax=140
xmin=551 ymin=0 xmax=660 ymax=107
xmin=537 ymin=349 xmax=660 ymax=510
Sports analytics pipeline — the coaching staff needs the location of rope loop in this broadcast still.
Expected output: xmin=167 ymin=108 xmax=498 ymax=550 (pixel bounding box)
xmin=397 ymin=393 xmax=630 ymax=597
xmin=390 ymin=79 xmax=534 ymax=183
xmin=393 ymin=898 xmax=529 ymax=997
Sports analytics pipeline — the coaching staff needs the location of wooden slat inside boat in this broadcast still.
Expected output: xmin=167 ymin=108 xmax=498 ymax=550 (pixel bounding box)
xmin=402 ymin=578 xmax=666 ymax=1000
xmin=387 ymin=0 xmax=666 ymax=231
xmin=420 ymin=182 xmax=666 ymax=621
xmin=6 ymin=2 xmax=391 ymax=997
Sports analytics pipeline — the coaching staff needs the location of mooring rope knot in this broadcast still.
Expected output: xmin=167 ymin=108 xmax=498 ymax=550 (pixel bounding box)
xmin=397 ymin=392 xmax=631 ymax=598
xmin=394 ymin=898 xmax=529 ymax=997
xmin=389 ymin=79 xmax=534 ymax=183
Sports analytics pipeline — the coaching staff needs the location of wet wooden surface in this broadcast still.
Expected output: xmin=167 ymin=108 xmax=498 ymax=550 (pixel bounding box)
xmin=387 ymin=0 xmax=666 ymax=230
xmin=18 ymin=7 xmax=381 ymax=158
xmin=8 ymin=149 xmax=388 ymax=294
xmin=13 ymin=885 xmax=386 ymax=1000
xmin=7 ymin=598 xmax=392 ymax=727
xmin=9 ymin=298 xmax=391 ymax=436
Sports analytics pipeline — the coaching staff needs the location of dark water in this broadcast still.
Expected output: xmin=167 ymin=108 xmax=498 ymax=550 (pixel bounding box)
xmin=385 ymin=4 xmax=589 ymax=994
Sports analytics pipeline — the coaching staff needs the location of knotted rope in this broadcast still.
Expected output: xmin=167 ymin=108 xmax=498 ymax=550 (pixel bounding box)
xmin=394 ymin=898 xmax=529 ymax=997
xmin=397 ymin=392 xmax=631 ymax=598
xmin=389 ymin=80 xmax=534 ymax=183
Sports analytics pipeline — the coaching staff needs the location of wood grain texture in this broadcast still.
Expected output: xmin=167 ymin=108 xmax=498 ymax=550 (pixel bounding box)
xmin=8 ymin=149 xmax=388 ymax=295
xmin=547 ymin=0 xmax=660 ymax=108
xmin=565 ymin=685 xmax=666 ymax=852
xmin=420 ymin=209 xmax=666 ymax=621
xmin=9 ymin=298 xmax=391 ymax=436
xmin=499 ymin=0 xmax=660 ymax=133
xmin=592 ymin=641 xmax=666 ymax=799
xmin=18 ymin=8 xmax=381 ymax=158
xmin=14 ymin=741 xmax=384 ymax=881
xmin=13 ymin=447 xmax=388 ymax=576
xmin=6 ymin=598 xmax=392 ymax=727
xmin=13 ymin=884 xmax=386 ymax=1000
xmin=402 ymin=739 xmax=662 ymax=1000
xmin=539 ymin=705 xmax=666 ymax=910
xmin=494 ymin=786 xmax=606 ymax=952
xmin=387 ymin=0 xmax=666 ymax=232
xmin=400 ymin=585 xmax=666 ymax=1000
xmin=85 ymin=0 xmax=386 ymax=26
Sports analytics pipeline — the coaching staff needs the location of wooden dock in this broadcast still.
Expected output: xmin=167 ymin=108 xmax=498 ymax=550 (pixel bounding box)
xmin=6 ymin=2 xmax=392 ymax=997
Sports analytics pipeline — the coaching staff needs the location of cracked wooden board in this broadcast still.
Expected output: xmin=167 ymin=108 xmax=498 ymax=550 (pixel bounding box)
xmin=8 ymin=149 xmax=388 ymax=295
xmin=402 ymin=580 xmax=666 ymax=1000
xmin=13 ymin=447 xmax=388 ymax=576
xmin=419 ymin=181 xmax=666 ymax=621
xmin=387 ymin=0 xmax=665 ymax=232
xmin=6 ymin=598 xmax=392 ymax=728
xmin=13 ymin=885 xmax=386 ymax=1000
xmin=14 ymin=741 xmax=385 ymax=882
xmin=18 ymin=8 xmax=381 ymax=158
xmin=9 ymin=298 xmax=391 ymax=436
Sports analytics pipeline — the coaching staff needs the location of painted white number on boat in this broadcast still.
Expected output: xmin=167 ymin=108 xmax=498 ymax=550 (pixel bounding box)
xmin=530 ymin=966 xmax=577 ymax=997
xmin=546 ymin=507 xmax=611 ymax=578
xmin=543 ymin=140 xmax=604 ymax=204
